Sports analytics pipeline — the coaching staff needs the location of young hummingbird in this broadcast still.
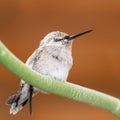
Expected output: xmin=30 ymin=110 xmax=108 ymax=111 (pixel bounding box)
xmin=6 ymin=30 xmax=92 ymax=115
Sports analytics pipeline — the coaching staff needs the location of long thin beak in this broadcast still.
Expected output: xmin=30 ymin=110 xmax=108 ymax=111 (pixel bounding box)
xmin=68 ymin=29 xmax=93 ymax=40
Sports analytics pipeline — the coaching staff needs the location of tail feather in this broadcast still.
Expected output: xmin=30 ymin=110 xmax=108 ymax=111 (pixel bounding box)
xmin=6 ymin=94 xmax=29 ymax=115
xmin=6 ymin=86 xmax=33 ymax=115
xmin=10 ymin=103 xmax=23 ymax=115
xmin=6 ymin=95 xmax=18 ymax=105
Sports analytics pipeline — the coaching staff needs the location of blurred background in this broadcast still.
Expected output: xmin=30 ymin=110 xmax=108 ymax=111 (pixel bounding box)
xmin=0 ymin=0 xmax=120 ymax=120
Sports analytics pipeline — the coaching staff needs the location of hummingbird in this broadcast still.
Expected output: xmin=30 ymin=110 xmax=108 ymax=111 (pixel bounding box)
xmin=6 ymin=30 xmax=92 ymax=115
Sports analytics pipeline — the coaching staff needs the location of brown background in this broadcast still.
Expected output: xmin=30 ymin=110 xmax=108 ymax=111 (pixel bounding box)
xmin=0 ymin=0 xmax=120 ymax=120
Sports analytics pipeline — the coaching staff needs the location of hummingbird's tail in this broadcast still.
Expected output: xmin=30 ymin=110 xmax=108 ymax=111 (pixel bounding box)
xmin=6 ymin=85 xmax=33 ymax=115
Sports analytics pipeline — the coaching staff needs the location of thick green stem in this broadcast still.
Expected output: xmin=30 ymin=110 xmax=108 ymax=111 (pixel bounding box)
xmin=0 ymin=41 xmax=120 ymax=118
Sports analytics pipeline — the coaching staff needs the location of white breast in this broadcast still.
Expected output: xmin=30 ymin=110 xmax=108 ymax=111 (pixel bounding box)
xmin=35 ymin=55 xmax=72 ymax=81
xmin=26 ymin=46 xmax=73 ymax=82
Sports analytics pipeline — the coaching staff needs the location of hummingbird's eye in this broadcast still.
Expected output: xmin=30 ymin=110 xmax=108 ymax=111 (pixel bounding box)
xmin=64 ymin=36 xmax=70 ymax=40
xmin=54 ymin=38 xmax=63 ymax=42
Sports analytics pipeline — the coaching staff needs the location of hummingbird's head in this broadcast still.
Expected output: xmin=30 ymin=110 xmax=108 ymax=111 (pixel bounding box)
xmin=40 ymin=30 xmax=93 ymax=48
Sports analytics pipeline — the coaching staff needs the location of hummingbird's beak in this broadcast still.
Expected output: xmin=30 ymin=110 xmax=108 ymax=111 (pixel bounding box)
xmin=68 ymin=29 xmax=93 ymax=41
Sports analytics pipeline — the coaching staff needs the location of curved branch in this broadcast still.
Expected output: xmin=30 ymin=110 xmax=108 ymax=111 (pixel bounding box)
xmin=0 ymin=41 xmax=120 ymax=118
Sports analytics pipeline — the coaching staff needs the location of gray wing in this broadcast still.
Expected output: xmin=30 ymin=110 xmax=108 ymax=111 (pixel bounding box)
xmin=6 ymin=48 xmax=43 ymax=115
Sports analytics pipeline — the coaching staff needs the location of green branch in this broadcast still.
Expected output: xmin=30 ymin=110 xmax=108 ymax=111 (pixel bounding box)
xmin=0 ymin=41 xmax=120 ymax=118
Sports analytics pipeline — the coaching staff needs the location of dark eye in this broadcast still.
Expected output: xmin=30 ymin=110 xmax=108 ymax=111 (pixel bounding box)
xmin=54 ymin=38 xmax=63 ymax=42
xmin=64 ymin=36 xmax=70 ymax=39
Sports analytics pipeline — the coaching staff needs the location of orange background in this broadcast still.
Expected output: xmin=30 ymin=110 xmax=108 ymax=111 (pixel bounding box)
xmin=0 ymin=0 xmax=120 ymax=120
